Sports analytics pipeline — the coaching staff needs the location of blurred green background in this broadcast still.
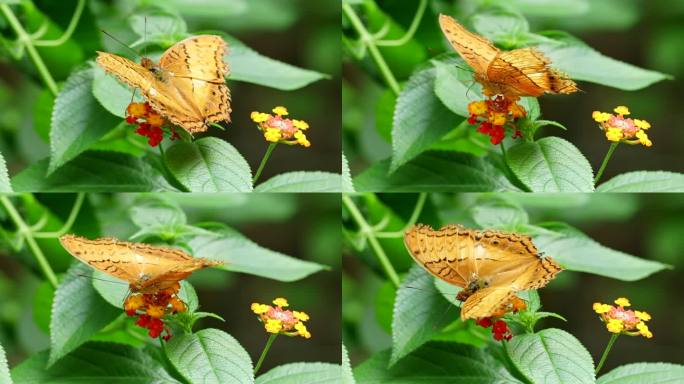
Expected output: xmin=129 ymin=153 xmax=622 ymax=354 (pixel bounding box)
xmin=343 ymin=193 xmax=684 ymax=372
xmin=0 ymin=193 xmax=341 ymax=372
xmin=343 ymin=0 xmax=684 ymax=178
xmin=0 ymin=0 xmax=341 ymax=181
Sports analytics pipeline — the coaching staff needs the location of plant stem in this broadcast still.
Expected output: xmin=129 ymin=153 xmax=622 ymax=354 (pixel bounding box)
xmin=342 ymin=194 xmax=401 ymax=287
xmin=342 ymin=2 xmax=401 ymax=96
xmin=33 ymin=0 xmax=85 ymax=47
xmin=595 ymin=333 xmax=619 ymax=375
xmin=0 ymin=4 xmax=59 ymax=96
xmin=33 ymin=193 xmax=85 ymax=238
xmin=375 ymin=193 xmax=427 ymax=238
xmin=253 ymin=142 xmax=277 ymax=184
xmin=594 ymin=142 xmax=619 ymax=186
xmin=0 ymin=195 xmax=59 ymax=288
xmin=376 ymin=0 xmax=427 ymax=46
xmin=254 ymin=334 xmax=278 ymax=375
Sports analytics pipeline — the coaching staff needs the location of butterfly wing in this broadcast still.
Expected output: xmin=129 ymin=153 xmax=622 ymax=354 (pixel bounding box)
xmin=59 ymin=234 xmax=221 ymax=292
xmin=487 ymin=48 xmax=578 ymax=96
xmin=404 ymin=224 xmax=470 ymax=287
xmin=439 ymin=14 xmax=499 ymax=75
xmin=96 ymin=51 xmax=208 ymax=133
xmin=460 ymin=286 xmax=515 ymax=320
xmin=158 ymin=35 xmax=232 ymax=128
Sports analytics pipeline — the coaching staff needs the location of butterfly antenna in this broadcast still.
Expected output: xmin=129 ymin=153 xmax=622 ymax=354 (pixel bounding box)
xmin=101 ymin=29 xmax=140 ymax=58
xmin=76 ymin=273 xmax=128 ymax=285
xmin=143 ymin=16 xmax=147 ymax=58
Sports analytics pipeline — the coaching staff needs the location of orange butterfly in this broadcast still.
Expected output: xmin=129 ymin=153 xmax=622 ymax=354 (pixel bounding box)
xmin=439 ymin=14 xmax=578 ymax=97
xmin=59 ymin=234 xmax=221 ymax=293
xmin=96 ymin=35 xmax=231 ymax=134
xmin=404 ymin=224 xmax=562 ymax=320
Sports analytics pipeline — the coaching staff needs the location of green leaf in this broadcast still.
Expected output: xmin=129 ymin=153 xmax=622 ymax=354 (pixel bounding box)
xmin=11 ymin=343 xmax=180 ymax=383
xmin=390 ymin=266 xmax=453 ymax=366
xmin=342 ymin=345 xmax=355 ymax=384
xmin=354 ymin=342 xmax=523 ymax=383
xmin=257 ymin=363 xmax=341 ymax=384
xmin=225 ymin=35 xmax=327 ymax=90
xmin=507 ymin=328 xmax=595 ymax=384
xmin=254 ymin=171 xmax=342 ymax=192
xmin=0 ymin=151 xmax=12 ymax=192
xmin=48 ymin=263 xmax=121 ymax=366
xmin=534 ymin=230 xmax=669 ymax=281
xmin=129 ymin=195 xmax=187 ymax=230
xmin=390 ymin=67 xmax=462 ymax=172
xmin=0 ymin=342 xmax=11 ymax=384
xmin=501 ymin=0 xmax=590 ymax=17
xmin=472 ymin=9 xmax=530 ymax=46
xmin=470 ymin=197 xmax=528 ymax=229
xmin=11 ymin=151 xmax=175 ymax=192
xmin=536 ymin=32 xmax=671 ymax=90
xmin=354 ymin=152 xmax=519 ymax=192
xmin=507 ymin=137 xmax=594 ymax=192
xmin=165 ymin=137 xmax=253 ymax=192
xmin=189 ymin=228 xmax=326 ymax=282
xmin=129 ymin=9 xmax=187 ymax=45
xmin=596 ymin=171 xmax=684 ymax=192
xmin=597 ymin=363 xmax=684 ymax=384
xmin=48 ymin=67 xmax=120 ymax=174
xmin=342 ymin=153 xmax=355 ymax=192
xmin=433 ymin=58 xmax=481 ymax=117
xmin=166 ymin=328 xmax=254 ymax=384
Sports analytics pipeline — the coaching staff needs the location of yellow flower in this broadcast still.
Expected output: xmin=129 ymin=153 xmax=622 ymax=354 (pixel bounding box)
xmin=614 ymin=106 xmax=630 ymax=115
xmin=636 ymin=322 xmax=653 ymax=338
xmin=272 ymin=106 xmax=288 ymax=116
xmin=614 ymin=297 xmax=631 ymax=307
xmin=592 ymin=111 xmax=611 ymax=123
xmin=147 ymin=113 xmax=164 ymax=127
xmin=508 ymin=103 xmax=526 ymax=119
xmin=124 ymin=294 xmax=145 ymax=312
xmin=127 ymin=102 xmax=148 ymax=118
xmin=605 ymin=127 xmax=623 ymax=142
xmin=634 ymin=119 xmax=651 ymax=130
xmin=169 ymin=297 xmax=187 ymax=313
xmin=606 ymin=319 xmax=624 ymax=333
xmin=250 ymin=112 xmax=270 ymax=123
xmin=295 ymin=322 xmax=311 ymax=339
xmin=292 ymin=119 xmax=309 ymax=130
xmin=146 ymin=305 xmax=165 ymax=319
xmin=593 ymin=303 xmax=611 ymax=314
xmin=636 ymin=130 xmax=652 ymax=147
xmin=273 ymin=298 xmax=289 ymax=307
xmin=467 ymin=101 xmax=488 ymax=116
xmin=294 ymin=131 xmax=311 ymax=147
xmin=264 ymin=128 xmax=282 ymax=142
xmin=293 ymin=311 xmax=310 ymax=321
xmin=265 ymin=319 xmax=283 ymax=333
xmin=251 ymin=303 xmax=269 ymax=314
xmin=489 ymin=112 xmax=507 ymax=126
xmin=635 ymin=310 xmax=651 ymax=321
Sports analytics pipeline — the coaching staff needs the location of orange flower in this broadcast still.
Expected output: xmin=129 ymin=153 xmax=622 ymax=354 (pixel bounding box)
xmin=466 ymin=95 xmax=526 ymax=145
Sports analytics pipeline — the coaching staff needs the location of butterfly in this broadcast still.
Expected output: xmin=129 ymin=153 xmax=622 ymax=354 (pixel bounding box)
xmin=404 ymin=224 xmax=562 ymax=320
xmin=59 ymin=234 xmax=222 ymax=294
xmin=438 ymin=14 xmax=578 ymax=97
xmin=96 ymin=34 xmax=231 ymax=134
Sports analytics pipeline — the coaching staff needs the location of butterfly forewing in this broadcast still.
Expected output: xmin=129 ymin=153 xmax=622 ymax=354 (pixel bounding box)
xmin=404 ymin=224 xmax=562 ymax=319
xmin=59 ymin=234 xmax=221 ymax=293
xmin=439 ymin=14 xmax=498 ymax=74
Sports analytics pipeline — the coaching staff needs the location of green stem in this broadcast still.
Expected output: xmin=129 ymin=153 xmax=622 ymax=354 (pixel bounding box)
xmin=342 ymin=194 xmax=401 ymax=287
xmin=375 ymin=0 xmax=427 ymax=46
xmin=342 ymin=2 xmax=401 ymax=96
xmin=254 ymin=334 xmax=278 ymax=375
xmin=595 ymin=333 xmax=619 ymax=375
xmin=0 ymin=4 xmax=59 ymax=95
xmin=594 ymin=142 xmax=619 ymax=186
xmin=0 ymin=196 xmax=58 ymax=288
xmin=253 ymin=142 xmax=277 ymax=184
xmin=33 ymin=193 xmax=85 ymax=238
xmin=33 ymin=0 xmax=85 ymax=46
xmin=375 ymin=193 xmax=427 ymax=238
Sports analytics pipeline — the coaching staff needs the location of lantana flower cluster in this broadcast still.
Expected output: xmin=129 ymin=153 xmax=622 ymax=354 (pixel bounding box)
xmin=592 ymin=106 xmax=652 ymax=147
xmin=251 ymin=297 xmax=311 ymax=339
xmin=250 ymin=106 xmax=311 ymax=148
xmin=474 ymin=296 xmax=526 ymax=341
xmin=467 ymin=95 xmax=526 ymax=145
xmin=593 ymin=297 xmax=652 ymax=338
xmin=126 ymin=102 xmax=180 ymax=147
xmin=124 ymin=282 xmax=187 ymax=340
